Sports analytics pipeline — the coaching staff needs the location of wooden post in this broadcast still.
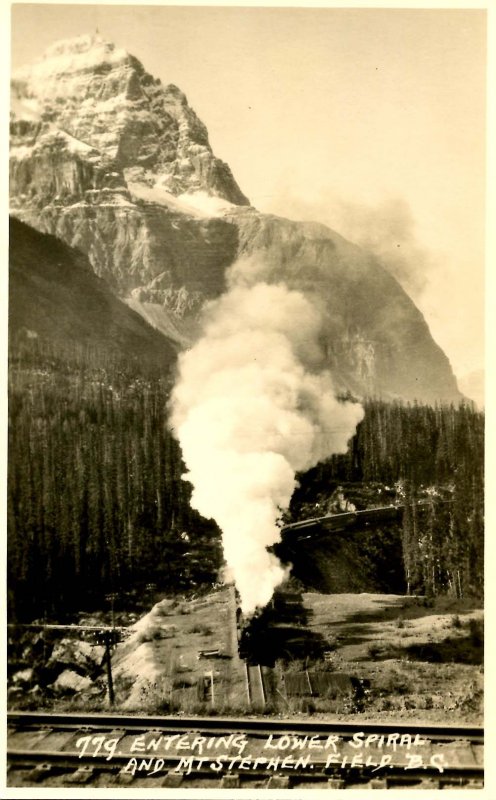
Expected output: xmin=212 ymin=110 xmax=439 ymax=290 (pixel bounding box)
xmin=244 ymin=662 xmax=251 ymax=706
xmin=210 ymin=670 xmax=215 ymax=708
xmin=104 ymin=632 xmax=115 ymax=707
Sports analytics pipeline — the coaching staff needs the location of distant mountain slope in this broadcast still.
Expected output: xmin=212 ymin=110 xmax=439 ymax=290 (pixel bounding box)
xmin=10 ymin=34 xmax=462 ymax=403
xmin=458 ymin=369 xmax=484 ymax=410
xmin=230 ymin=210 xmax=462 ymax=403
xmin=9 ymin=216 xmax=177 ymax=369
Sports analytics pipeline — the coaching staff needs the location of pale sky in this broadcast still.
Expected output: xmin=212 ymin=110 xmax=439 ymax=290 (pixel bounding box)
xmin=9 ymin=3 xmax=487 ymax=379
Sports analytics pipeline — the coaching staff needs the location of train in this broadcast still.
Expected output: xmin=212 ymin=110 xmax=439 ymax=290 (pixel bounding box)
xmin=236 ymin=588 xmax=323 ymax=666
xmin=280 ymin=504 xmax=405 ymax=540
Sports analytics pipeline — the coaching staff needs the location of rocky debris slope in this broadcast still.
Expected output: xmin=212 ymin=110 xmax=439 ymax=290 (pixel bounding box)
xmin=8 ymin=627 xmax=106 ymax=704
xmin=10 ymin=34 xmax=462 ymax=403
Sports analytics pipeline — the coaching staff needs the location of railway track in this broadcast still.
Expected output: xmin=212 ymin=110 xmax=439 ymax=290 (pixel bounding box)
xmin=7 ymin=711 xmax=484 ymax=789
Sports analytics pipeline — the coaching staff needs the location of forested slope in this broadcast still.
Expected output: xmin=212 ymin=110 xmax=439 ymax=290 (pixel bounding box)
xmin=8 ymin=345 xmax=222 ymax=620
xmin=8 ymin=340 xmax=483 ymax=620
xmin=289 ymin=401 xmax=484 ymax=599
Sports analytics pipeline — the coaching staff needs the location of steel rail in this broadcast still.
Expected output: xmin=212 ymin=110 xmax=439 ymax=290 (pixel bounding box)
xmin=8 ymin=713 xmax=484 ymax=789
xmin=7 ymin=711 xmax=484 ymax=744
xmin=7 ymin=746 xmax=483 ymax=773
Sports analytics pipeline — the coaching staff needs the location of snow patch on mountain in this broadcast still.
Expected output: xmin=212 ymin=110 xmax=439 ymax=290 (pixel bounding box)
xmin=10 ymin=94 xmax=41 ymax=122
xmin=128 ymin=180 xmax=236 ymax=219
xmin=57 ymin=129 xmax=99 ymax=155
xmin=127 ymin=181 xmax=206 ymax=218
xmin=13 ymin=34 xmax=129 ymax=98
xmin=9 ymin=145 xmax=33 ymax=161
xmin=178 ymin=191 xmax=236 ymax=217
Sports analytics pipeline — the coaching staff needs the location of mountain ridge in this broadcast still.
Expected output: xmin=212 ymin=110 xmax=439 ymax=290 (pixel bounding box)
xmin=10 ymin=34 xmax=462 ymax=404
xmin=9 ymin=215 xmax=178 ymax=370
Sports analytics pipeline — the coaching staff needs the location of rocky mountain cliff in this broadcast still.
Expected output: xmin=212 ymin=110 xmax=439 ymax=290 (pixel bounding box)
xmin=10 ymin=34 xmax=462 ymax=403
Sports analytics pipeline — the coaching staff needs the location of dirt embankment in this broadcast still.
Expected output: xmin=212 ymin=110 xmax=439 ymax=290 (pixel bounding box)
xmin=8 ymin=588 xmax=483 ymax=724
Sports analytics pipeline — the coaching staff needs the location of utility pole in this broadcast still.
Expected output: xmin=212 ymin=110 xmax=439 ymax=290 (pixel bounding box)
xmin=95 ymin=627 xmax=122 ymax=708
xmin=8 ymin=623 xmax=123 ymax=710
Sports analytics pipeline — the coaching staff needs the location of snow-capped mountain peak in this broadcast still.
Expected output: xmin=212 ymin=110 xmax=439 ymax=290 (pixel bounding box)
xmin=11 ymin=34 xmax=249 ymax=205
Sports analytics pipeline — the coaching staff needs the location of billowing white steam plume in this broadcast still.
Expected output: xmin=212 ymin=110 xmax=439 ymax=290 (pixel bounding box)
xmin=170 ymin=260 xmax=364 ymax=614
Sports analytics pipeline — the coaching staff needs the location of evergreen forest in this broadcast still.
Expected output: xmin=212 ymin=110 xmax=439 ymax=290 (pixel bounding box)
xmin=8 ymin=340 xmax=484 ymax=621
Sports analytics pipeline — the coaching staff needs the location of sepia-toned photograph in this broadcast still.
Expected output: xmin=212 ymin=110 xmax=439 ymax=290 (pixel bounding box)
xmin=5 ymin=2 xmax=487 ymax=794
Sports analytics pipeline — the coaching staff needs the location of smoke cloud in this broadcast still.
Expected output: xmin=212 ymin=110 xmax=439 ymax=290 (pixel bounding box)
xmin=170 ymin=259 xmax=364 ymax=614
xmin=328 ymin=197 xmax=433 ymax=298
xmin=267 ymin=189 xmax=435 ymax=298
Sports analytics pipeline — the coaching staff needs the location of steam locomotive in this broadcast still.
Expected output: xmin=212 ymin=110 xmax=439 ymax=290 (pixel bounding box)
xmin=237 ymin=588 xmax=322 ymax=665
